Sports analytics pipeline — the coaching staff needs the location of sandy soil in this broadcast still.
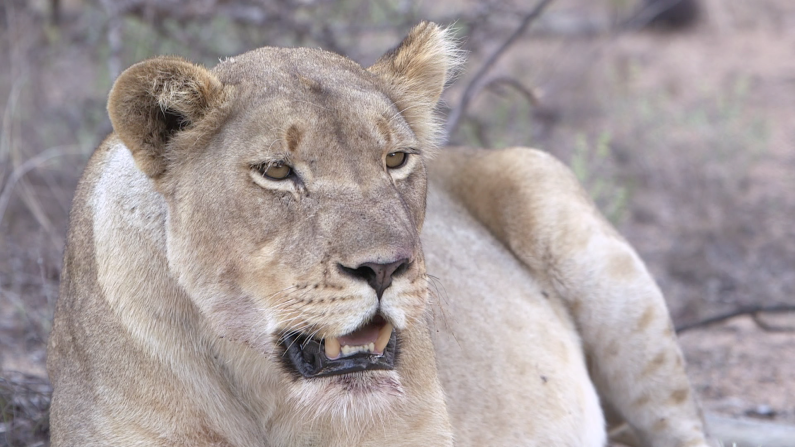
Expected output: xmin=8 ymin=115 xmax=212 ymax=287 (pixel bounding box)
xmin=681 ymin=315 xmax=795 ymax=425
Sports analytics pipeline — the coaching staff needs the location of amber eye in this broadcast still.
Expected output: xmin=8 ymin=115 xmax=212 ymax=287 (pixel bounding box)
xmin=385 ymin=152 xmax=408 ymax=169
xmin=257 ymin=161 xmax=292 ymax=180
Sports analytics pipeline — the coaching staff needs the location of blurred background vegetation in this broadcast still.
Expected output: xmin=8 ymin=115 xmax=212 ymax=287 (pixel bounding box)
xmin=1 ymin=0 xmax=794 ymax=445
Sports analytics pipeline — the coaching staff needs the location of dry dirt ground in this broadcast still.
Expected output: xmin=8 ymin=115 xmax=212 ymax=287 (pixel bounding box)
xmin=604 ymin=1 xmax=795 ymax=427
xmin=1 ymin=0 xmax=794 ymax=445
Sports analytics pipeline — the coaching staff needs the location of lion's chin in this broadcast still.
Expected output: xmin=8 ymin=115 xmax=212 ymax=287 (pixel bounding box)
xmin=287 ymin=370 xmax=406 ymax=423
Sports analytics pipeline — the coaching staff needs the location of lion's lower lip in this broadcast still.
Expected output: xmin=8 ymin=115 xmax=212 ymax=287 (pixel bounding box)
xmin=281 ymin=328 xmax=398 ymax=378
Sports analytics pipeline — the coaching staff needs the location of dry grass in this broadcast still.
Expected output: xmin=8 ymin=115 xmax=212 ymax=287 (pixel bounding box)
xmin=0 ymin=372 xmax=50 ymax=446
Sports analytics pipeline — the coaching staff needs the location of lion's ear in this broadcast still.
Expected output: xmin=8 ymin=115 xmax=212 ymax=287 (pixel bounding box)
xmin=368 ymin=22 xmax=463 ymax=147
xmin=107 ymin=56 xmax=226 ymax=178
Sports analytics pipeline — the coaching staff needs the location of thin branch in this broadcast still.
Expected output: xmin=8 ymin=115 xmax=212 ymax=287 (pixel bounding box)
xmin=751 ymin=312 xmax=795 ymax=332
xmin=444 ymin=0 xmax=554 ymax=142
xmin=675 ymin=305 xmax=795 ymax=333
xmin=483 ymin=76 xmax=541 ymax=106
xmin=0 ymin=78 xmax=25 ymax=189
xmin=0 ymin=145 xmax=82 ymax=230
xmin=620 ymin=0 xmax=691 ymax=31
xmin=100 ymin=0 xmax=124 ymax=81
xmin=15 ymin=177 xmax=62 ymax=248
xmin=460 ymin=116 xmax=492 ymax=148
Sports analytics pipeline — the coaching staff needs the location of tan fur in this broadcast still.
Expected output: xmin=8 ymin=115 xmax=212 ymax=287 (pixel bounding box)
xmin=48 ymin=22 xmax=709 ymax=447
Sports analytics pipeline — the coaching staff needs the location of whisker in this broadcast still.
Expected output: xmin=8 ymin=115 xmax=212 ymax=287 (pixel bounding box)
xmin=427 ymin=274 xmax=450 ymax=305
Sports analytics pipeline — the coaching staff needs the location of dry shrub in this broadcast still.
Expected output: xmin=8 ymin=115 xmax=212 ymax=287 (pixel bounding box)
xmin=0 ymin=372 xmax=50 ymax=447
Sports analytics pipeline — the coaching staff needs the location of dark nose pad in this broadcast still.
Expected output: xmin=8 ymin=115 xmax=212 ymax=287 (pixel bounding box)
xmin=339 ymin=259 xmax=410 ymax=300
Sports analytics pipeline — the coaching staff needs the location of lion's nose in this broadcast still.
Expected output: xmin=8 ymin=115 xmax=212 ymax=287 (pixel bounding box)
xmin=339 ymin=259 xmax=410 ymax=300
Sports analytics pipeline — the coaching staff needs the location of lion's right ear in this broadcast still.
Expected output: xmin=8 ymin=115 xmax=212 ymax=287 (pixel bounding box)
xmin=107 ymin=56 xmax=226 ymax=178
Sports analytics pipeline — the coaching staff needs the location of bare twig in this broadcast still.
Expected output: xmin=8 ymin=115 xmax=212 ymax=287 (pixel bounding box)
xmin=620 ymin=0 xmax=691 ymax=31
xmin=0 ymin=288 xmax=50 ymax=345
xmin=675 ymin=305 xmax=795 ymax=333
xmin=100 ymin=0 xmax=124 ymax=81
xmin=0 ymin=145 xmax=82 ymax=233
xmin=149 ymin=21 xmax=224 ymax=60
xmin=0 ymin=79 xmax=24 ymax=189
xmin=14 ymin=177 xmax=63 ymax=248
xmin=483 ymin=76 xmax=541 ymax=107
xmin=458 ymin=116 xmax=492 ymax=148
xmin=751 ymin=312 xmax=795 ymax=332
xmin=444 ymin=0 xmax=554 ymax=142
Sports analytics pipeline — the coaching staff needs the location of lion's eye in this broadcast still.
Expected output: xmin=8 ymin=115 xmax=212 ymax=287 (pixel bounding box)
xmin=257 ymin=161 xmax=292 ymax=180
xmin=385 ymin=152 xmax=408 ymax=169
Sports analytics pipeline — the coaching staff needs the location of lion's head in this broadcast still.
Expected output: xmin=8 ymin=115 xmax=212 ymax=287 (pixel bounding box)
xmin=105 ymin=22 xmax=460 ymax=423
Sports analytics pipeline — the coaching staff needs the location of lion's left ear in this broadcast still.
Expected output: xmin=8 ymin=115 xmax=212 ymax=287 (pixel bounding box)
xmin=368 ymin=22 xmax=463 ymax=148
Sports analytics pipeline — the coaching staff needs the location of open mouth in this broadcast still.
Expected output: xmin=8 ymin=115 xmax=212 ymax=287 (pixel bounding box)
xmin=281 ymin=315 xmax=398 ymax=378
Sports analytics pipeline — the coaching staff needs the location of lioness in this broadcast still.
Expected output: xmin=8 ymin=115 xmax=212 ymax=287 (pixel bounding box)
xmin=48 ymin=22 xmax=709 ymax=446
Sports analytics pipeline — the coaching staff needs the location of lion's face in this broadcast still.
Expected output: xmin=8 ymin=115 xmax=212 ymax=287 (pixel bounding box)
xmin=166 ymin=49 xmax=429 ymax=377
xmin=106 ymin=22 xmax=459 ymax=413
